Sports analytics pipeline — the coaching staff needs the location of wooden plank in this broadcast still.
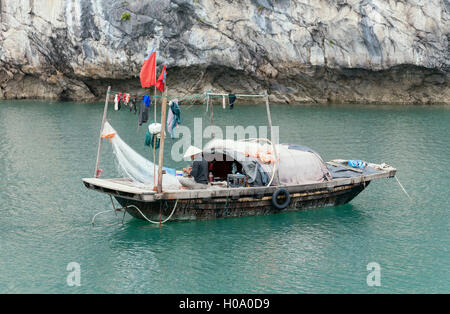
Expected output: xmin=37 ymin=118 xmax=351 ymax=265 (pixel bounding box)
xmin=153 ymin=169 xmax=395 ymax=200
xmin=83 ymin=166 xmax=396 ymax=201
xmin=82 ymin=178 xmax=156 ymax=195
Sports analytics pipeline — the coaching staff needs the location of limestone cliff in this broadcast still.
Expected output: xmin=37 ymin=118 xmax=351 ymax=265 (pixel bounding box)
xmin=0 ymin=0 xmax=449 ymax=104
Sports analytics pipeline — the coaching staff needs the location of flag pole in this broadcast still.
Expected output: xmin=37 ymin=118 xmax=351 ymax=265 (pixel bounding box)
xmin=157 ymin=86 xmax=168 ymax=193
xmin=152 ymin=51 xmax=158 ymax=189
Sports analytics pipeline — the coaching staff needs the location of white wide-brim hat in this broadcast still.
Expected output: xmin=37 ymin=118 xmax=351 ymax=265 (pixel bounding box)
xmin=183 ymin=146 xmax=202 ymax=158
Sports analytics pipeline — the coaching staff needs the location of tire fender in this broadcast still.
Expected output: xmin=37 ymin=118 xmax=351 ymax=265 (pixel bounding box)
xmin=272 ymin=188 xmax=290 ymax=210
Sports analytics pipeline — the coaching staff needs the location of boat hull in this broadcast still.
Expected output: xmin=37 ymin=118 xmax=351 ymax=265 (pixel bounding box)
xmin=115 ymin=182 xmax=369 ymax=221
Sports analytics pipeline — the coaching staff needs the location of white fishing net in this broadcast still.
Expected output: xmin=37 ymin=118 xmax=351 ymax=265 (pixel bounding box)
xmin=102 ymin=122 xmax=180 ymax=188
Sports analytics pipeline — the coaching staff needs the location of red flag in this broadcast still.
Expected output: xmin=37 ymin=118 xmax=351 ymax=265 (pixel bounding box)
xmin=156 ymin=65 xmax=167 ymax=92
xmin=139 ymin=48 xmax=156 ymax=88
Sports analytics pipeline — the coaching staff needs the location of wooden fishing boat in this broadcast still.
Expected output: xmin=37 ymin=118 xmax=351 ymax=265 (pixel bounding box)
xmin=82 ymin=160 xmax=396 ymax=222
xmin=84 ymin=87 xmax=397 ymax=223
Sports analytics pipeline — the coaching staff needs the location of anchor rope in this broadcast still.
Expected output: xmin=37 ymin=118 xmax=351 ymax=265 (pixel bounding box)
xmin=126 ymin=199 xmax=178 ymax=224
xmin=395 ymin=176 xmax=412 ymax=201
xmin=91 ymin=209 xmax=116 ymax=225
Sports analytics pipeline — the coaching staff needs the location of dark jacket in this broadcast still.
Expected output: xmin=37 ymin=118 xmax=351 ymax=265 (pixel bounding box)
xmin=190 ymin=156 xmax=209 ymax=184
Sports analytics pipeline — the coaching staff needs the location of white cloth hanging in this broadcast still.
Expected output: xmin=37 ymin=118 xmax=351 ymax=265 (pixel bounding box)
xmin=114 ymin=94 xmax=119 ymax=111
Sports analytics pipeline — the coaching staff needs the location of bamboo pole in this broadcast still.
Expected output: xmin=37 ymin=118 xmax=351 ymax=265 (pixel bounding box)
xmin=157 ymin=88 xmax=168 ymax=193
xmin=207 ymin=93 xmax=265 ymax=98
xmin=210 ymin=95 xmax=214 ymax=138
xmin=265 ymin=93 xmax=281 ymax=186
xmin=152 ymin=54 xmax=158 ymax=187
xmin=94 ymin=86 xmax=111 ymax=177
xmin=152 ymin=89 xmax=157 ymax=188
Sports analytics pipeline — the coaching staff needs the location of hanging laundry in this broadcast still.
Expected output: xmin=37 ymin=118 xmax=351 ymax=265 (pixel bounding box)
xmin=143 ymin=95 xmax=151 ymax=108
xmin=118 ymin=92 xmax=124 ymax=110
xmin=132 ymin=95 xmax=137 ymax=114
xmin=167 ymin=99 xmax=181 ymax=138
xmin=145 ymin=129 xmax=160 ymax=149
xmin=167 ymin=105 xmax=174 ymax=137
xmin=114 ymin=94 xmax=119 ymax=111
xmin=125 ymin=93 xmax=131 ymax=111
xmin=229 ymin=93 xmax=236 ymax=110
xmin=145 ymin=123 xmax=162 ymax=149
xmin=138 ymin=101 xmax=149 ymax=126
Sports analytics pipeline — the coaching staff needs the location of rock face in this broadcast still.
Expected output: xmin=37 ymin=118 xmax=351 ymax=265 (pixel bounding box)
xmin=0 ymin=0 xmax=449 ymax=104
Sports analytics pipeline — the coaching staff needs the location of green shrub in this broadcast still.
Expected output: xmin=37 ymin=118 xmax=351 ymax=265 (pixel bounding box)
xmin=121 ymin=12 xmax=131 ymax=21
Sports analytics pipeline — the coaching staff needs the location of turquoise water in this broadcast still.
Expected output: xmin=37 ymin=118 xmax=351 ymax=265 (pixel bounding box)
xmin=0 ymin=100 xmax=449 ymax=293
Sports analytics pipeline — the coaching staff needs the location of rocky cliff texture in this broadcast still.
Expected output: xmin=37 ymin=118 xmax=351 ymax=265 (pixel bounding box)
xmin=0 ymin=0 xmax=449 ymax=104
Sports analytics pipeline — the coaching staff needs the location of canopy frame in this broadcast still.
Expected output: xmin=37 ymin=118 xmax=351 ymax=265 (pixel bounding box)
xmin=93 ymin=88 xmax=281 ymax=193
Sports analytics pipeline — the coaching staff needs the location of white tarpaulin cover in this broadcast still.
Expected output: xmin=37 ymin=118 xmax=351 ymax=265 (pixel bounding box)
xmin=203 ymin=139 xmax=331 ymax=185
xmin=276 ymin=144 xmax=332 ymax=185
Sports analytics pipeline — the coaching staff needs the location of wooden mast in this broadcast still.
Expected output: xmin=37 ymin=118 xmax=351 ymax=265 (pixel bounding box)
xmin=94 ymin=86 xmax=111 ymax=177
xmin=157 ymin=87 xmax=168 ymax=193
xmin=265 ymin=92 xmax=281 ymax=186
xmin=152 ymin=47 xmax=158 ymax=188
xmin=152 ymin=83 xmax=157 ymax=188
xmin=210 ymin=93 xmax=215 ymax=138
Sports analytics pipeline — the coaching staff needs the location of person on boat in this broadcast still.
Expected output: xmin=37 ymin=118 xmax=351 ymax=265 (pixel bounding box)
xmin=178 ymin=146 xmax=209 ymax=189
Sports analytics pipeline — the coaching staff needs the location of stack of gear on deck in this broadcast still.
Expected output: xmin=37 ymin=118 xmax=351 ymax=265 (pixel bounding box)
xmin=101 ymin=122 xmax=180 ymax=188
xmin=203 ymin=139 xmax=331 ymax=186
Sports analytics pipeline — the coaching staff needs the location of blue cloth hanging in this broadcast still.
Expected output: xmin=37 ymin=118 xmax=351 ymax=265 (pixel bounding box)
xmin=229 ymin=93 xmax=236 ymax=109
xmin=142 ymin=95 xmax=151 ymax=108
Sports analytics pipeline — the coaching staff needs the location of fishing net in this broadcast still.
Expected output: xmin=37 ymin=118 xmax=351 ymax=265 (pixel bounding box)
xmin=101 ymin=122 xmax=180 ymax=188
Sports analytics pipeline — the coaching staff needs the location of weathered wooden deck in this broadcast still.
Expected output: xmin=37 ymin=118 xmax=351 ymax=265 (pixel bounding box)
xmin=82 ymin=163 xmax=396 ymax=222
